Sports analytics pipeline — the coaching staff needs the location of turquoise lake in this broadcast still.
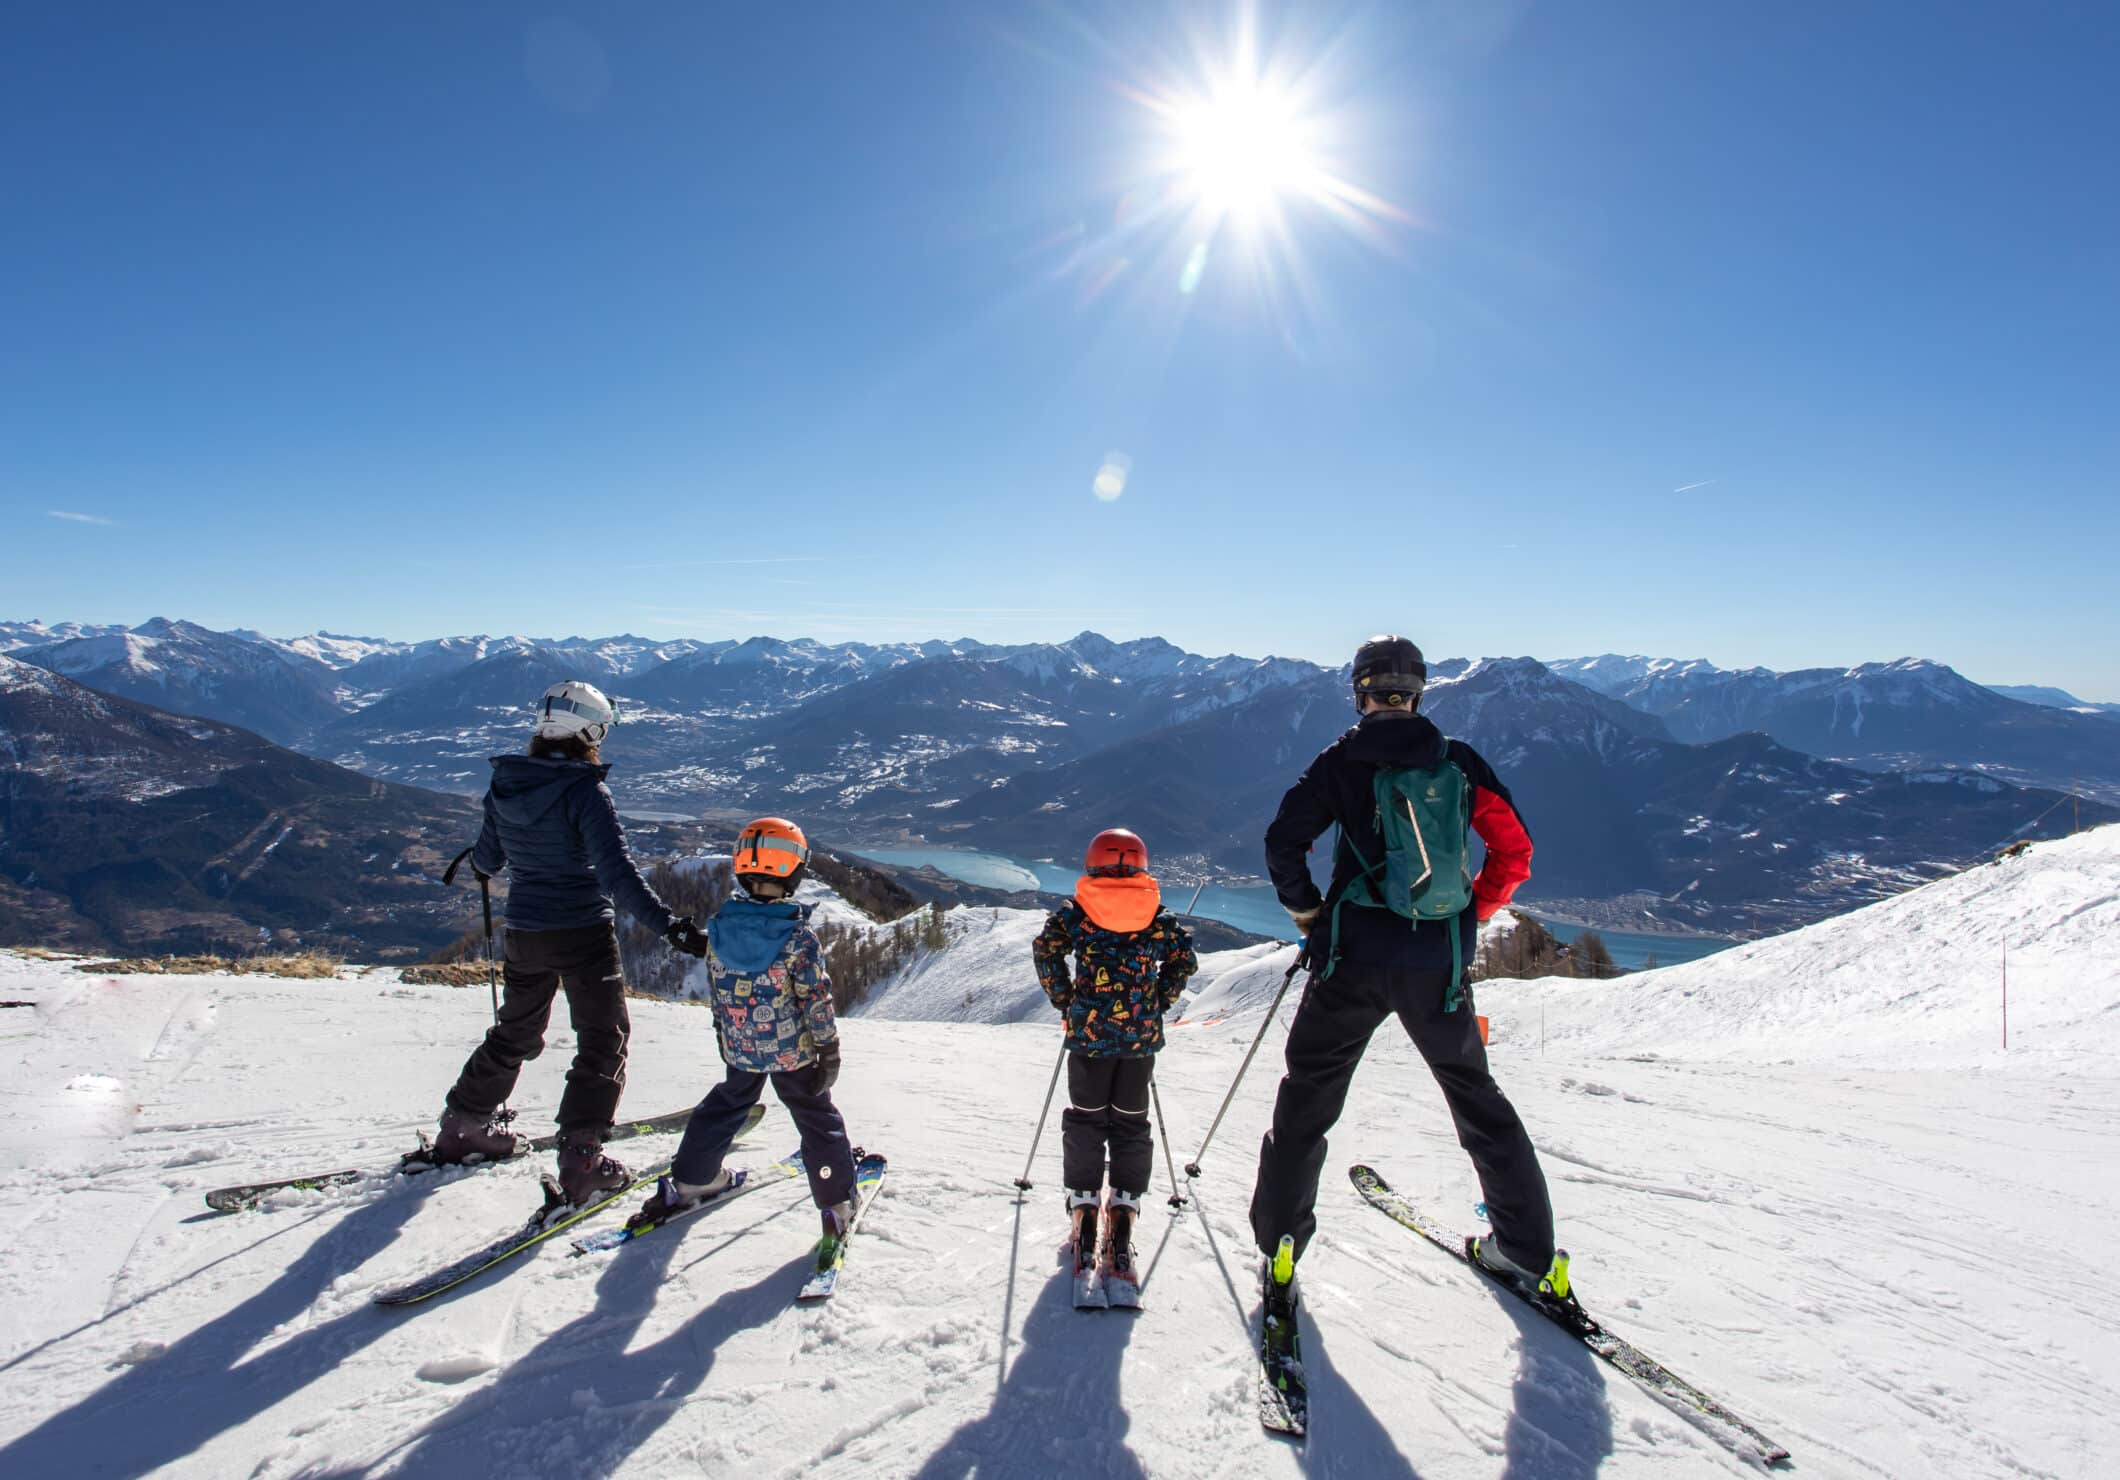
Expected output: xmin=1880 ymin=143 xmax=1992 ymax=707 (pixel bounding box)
xmin=847 ymin=846 xmax=1733 ymax=971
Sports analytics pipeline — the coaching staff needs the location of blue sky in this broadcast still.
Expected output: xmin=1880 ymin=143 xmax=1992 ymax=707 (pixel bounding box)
xmin=6 ymin=3 xmax=2117 ymax=697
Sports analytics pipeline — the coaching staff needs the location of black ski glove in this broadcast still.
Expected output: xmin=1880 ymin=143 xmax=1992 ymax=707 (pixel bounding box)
xmin=810 ymin=1040 xmax=842 ymax=1096
xmin=666 ymin=918 xmax=708 ymax=957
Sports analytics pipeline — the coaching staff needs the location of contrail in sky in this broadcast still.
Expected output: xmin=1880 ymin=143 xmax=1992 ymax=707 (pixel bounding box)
xmin=1671 ymin=478 xmax=1720 ymax=494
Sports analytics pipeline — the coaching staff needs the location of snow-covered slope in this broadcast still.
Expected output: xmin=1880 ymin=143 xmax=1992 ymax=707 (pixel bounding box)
xmin=8 ymin=819 xmax=2120 ymax=1479
xmin=1481 ymin=825 xmax=2120 ymax=1068
xmin=4 ymin=899 xmax=2118 ymax=1477
xmin=854 ymin=904 xmax=1049 ymax=1024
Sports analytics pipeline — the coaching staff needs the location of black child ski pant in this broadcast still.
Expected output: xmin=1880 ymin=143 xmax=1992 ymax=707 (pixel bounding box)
xmin=446 ymin=923 xmax=631 ymax=1135
xmin=1062 ymin=1053 xmax=1154 ymax=1196
xmin=1249 ymin=911 xmax=1553 ymax=1270
xmin=670 ymin=1064 xmax=858 ymax=1210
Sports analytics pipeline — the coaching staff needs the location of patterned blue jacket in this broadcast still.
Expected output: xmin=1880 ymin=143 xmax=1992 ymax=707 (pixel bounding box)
xmin=703 ymin=897 xmax=838 ymax=1073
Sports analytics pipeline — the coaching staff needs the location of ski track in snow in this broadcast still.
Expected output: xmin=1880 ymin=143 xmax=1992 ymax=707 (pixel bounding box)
xmin=3 ymin=825 xmax=2119 ymax=1480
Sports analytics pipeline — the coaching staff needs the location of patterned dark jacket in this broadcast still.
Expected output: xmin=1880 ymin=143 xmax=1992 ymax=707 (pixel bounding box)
xmin=1033 ymin=877 xmax=1200 ymax=1057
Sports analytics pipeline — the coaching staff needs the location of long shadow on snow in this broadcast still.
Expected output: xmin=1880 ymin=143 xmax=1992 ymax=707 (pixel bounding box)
xmin=914 ymin=1264 xmax=1145 ymax=1480
xmin=0 ymin=1188 xmax=424 ymax=1477
xmin=311 ymin=1204 xmax=813 ymax=1478
xmin=1490 ymin=1284 xmax=1614 ymax=1479
xmin=1294 ymin=1317 xmax=1425 ymax=1479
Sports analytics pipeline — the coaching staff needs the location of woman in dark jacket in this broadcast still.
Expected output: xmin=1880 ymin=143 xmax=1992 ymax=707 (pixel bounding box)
xmin=432 ymin=680 xmax=705 ymax=1205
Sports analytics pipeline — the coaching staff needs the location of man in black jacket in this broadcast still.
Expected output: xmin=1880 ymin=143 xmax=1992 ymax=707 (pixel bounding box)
xmin=434 ymin=680 xmax=705 ymax=1204
xmin=1251 ymin=636 xmax=1554 ymax=1312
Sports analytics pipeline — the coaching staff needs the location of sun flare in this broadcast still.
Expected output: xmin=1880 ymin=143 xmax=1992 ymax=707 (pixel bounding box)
xmin=1166 ymin=81 xmax=1322 ymax=223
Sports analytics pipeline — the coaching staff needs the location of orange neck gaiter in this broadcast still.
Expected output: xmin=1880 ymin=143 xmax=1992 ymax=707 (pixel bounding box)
xmin=1075 ymin=872 xmax=1162 ymax=933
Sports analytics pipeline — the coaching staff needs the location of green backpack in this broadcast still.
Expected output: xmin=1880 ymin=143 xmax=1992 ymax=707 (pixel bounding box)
xmin=1326 ymin=758 xmax=1476 ymax=1009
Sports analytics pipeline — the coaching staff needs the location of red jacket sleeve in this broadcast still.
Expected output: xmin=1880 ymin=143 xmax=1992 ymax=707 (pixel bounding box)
xmin=1469 ymin=784 xmax=1532 ymax=921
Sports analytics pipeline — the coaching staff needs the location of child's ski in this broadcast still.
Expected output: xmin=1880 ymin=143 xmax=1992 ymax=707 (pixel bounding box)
xmin=204 ymin=1104 xmax=760 ymax=1213
xmin=570 ymin=1149 xmax=806 ymax=1255
xmin=796 ymin=1152 xmax=888 ymax=1302
xmin=1070 ymin=1199 xmax=1108 ymax=1310
xmin=1101 ymin=1194 xmax=1142 ymax=1310
xmin=1348 ymin=1164 xmax=1791 ymax=1468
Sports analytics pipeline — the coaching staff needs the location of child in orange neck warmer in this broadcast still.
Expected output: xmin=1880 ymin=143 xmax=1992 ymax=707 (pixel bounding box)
xmin=1031 ymin=827 xmax=1199 ymax=1302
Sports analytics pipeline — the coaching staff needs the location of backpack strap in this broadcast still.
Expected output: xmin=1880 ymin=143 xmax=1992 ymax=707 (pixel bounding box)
xmin=1444 ymin=921 xmax=1465 ymax=1013
xmin=1320 ymin=823 xmax=1386 ymax=980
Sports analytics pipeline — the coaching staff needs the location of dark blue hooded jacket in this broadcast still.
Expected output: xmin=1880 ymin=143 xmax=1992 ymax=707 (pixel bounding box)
xmin=471 ymin=754 xmax=676 ymax=934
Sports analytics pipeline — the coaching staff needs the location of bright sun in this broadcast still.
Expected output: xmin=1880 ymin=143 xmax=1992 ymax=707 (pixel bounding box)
xmin=1167 ymin=82 xmax=1322 ymax=224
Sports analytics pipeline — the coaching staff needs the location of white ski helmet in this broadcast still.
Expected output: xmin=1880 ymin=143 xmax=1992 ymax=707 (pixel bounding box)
xmin=534 ymin=680 xmax=616 ymax=742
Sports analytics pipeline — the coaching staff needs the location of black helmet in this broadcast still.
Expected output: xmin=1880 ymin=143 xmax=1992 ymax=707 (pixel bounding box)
xmin=1352 ymin=634 xmax=1427 ymax=709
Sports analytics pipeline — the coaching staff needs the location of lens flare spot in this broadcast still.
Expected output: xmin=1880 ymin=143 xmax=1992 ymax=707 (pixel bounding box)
xmin=1093 ymin=453 xmax=1133 ymax=502
xmin=1179 ymin=241 xmax=1209 ymax=294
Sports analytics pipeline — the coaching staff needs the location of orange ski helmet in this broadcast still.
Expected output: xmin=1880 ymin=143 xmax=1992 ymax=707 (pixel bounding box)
xmin=734 ymin=817 xmax=810 ymax=882
xmin=1085 ymin=827 xmax=1148 ymax=878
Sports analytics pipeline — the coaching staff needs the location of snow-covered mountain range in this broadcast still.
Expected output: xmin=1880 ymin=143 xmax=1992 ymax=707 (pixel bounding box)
xmin=5 ymin=619 xmax=2118 ymax=939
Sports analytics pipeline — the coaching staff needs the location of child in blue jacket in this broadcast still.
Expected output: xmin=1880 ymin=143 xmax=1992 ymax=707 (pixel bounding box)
xmin=644 ymin=818 xmax=860 ymax=1234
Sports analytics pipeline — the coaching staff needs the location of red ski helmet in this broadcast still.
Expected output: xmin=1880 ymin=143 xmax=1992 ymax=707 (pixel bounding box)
xmin=1085 ymin=828 xmax=1148 ymax=878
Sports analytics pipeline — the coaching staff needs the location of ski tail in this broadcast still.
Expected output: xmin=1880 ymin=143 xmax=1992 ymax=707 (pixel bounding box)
xmin=1258 ymin=1235 xmax=1307 ymax=1436
xmin=1347 ymin=1164 xmax=1790 ymax=1467
xmin=204 ymin=1103 xmax=763 ymax=1214
xmin=796 ymin=1151 xmax=887 ymax=1302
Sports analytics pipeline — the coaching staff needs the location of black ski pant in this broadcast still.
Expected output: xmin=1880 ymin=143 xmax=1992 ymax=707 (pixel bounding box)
xmin=671 ymin=1063 xmax=858 ymax=1210
xmin=1062 ymin=1052 xmax=1154 ymax=1196
xmin=445 ymin=923 xmax=631 ymax=1135
xmin=1249 ymin=939 xmax=1553 ymax=1270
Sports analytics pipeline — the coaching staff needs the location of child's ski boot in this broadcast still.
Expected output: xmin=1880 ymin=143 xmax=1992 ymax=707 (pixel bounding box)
xmin=1068 ymin=1188 xmax=1106 ymax=1309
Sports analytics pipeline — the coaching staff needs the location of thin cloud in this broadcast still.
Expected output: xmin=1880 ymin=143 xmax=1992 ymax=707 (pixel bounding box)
xmin=1671 ymin=478 xmax=1720 ymax=495
xmin=47 ymin=510 xmax=117 ymax=526
xmin=621 ymin=556 xmax=829 ymax=571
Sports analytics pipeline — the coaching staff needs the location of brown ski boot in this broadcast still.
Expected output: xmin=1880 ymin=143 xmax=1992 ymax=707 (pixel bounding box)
xmin=430 ymin=1105 xmax=529 ymax=1165
xmin=556 ymin=1129 xmax=631 ymax=1206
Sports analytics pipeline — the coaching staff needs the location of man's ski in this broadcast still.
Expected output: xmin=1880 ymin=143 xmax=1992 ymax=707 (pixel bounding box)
xmin=1348 ymin=1165 xmax=1791 ymax=1467
xmin=1258 ymin=1235 xmax=1307 ymax=1437
xmin=202 ymin=1104 xmax=760 ymax=1213
xmin=569 ymin=1149 xmax=806 ymax=1255
xmin=796 ymin=1152 xmax=888 ymax=1302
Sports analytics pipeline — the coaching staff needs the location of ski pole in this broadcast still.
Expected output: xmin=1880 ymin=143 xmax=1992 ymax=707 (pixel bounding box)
xmin=1184 ymin=943 xmax=1306 ymax=1180
xmin=445 ymin=845 xmax=512 ymax=1123
xmin=1149 ymin=1076 xmax=1187 ymax=1209
xmin=443 ymin=847 xmax=504 ymax=1030
xmin=1013 ymin=1042 xmax=1068 ymax=1191
xmin=479 ymin=873 xmax=500 ymax=1027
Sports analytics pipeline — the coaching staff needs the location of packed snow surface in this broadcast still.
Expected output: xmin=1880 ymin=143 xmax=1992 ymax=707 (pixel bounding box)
xmin=3 ymin=830 xmax=2118 ymax=1477
xmin=1481 ymin=825 xmax=2120 ymax=1068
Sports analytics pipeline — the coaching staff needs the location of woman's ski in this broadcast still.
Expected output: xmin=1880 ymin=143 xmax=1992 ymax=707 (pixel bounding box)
xmin=1347 ymin=1164 xmax=1791 ymax=1467
xmin=373 ymin=1170 xmax=658 ymax=1307
xmin=202 ymin=1105 xmax=759 ymax=1213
